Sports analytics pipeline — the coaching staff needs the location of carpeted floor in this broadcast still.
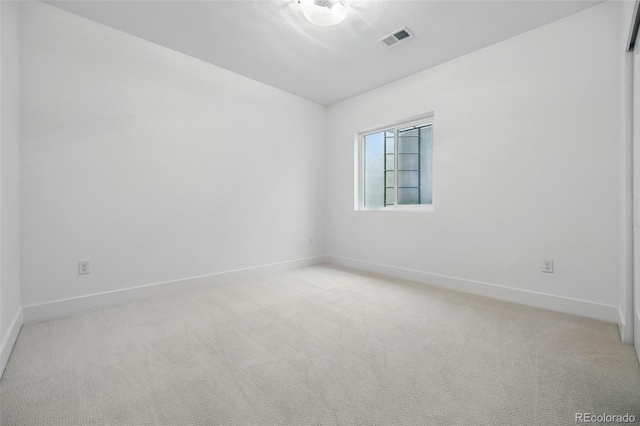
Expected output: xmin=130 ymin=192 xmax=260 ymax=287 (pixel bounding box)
xmin=1 ymin=264 xmax=639 ymax=425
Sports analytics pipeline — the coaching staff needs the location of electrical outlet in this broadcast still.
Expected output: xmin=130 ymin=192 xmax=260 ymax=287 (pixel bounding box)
xmin=78 ymin=260 xmax=91 ymax=275
xmin=542 ymin=258 xmax=554 ymax=273
xmin=309 ymin=237 xmax=314 ymax=246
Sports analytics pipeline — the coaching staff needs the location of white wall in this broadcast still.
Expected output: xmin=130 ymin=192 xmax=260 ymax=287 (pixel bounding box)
xmin=1 ymin=0 xmax=22 ymax=376
xmin=19 ymin=2 xmax=326 ymax=310
xmin=326 ymin=2 xmax=625 ymax=323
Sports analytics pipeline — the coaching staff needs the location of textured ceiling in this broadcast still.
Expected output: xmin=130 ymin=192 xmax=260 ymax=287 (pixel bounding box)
xmin=46 ymin=0 xmax=601 ymax=106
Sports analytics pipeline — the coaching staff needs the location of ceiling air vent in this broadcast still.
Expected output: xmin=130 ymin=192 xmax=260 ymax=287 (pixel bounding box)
xmin=380 ymin=27 xmax=413 ymax=47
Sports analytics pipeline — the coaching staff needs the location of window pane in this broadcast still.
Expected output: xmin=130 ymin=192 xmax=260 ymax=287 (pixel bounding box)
xmin=385 ymin=170 xmax=394 ymax=188
xmin=385 ymin=188 xmax=395 ymax=206
xmin=363 ymin=132 xmax=385 ymax=208
xmin=384 ymin=132 xmax=396 ymax=206
xmin=398 ymin=135 xmax=419 ymax=154
xmin=398 ymin=188 xmax=420 ymax=204
xmin=398 ymin=153 xmax=418 ymax=170
xmin=385 ymin=154 xmax=395 ymax=170
xmin=398 ymin=124 xmax=432 ymax=205
xmin=419 ymin=125 xmax=433 ymax=205
xmin=385 ymin=134 xmax=394 ymax=153
xmin=398 ymin=170 xmax=419 ymax=188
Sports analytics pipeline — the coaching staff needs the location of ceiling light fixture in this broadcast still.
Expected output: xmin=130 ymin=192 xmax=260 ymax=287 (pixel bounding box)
xmin=298 ymin=0 xmax=350 ymax=27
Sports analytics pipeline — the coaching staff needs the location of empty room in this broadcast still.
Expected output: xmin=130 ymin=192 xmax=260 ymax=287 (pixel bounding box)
xmin=1 ymin=0 xmax=640 ymax=424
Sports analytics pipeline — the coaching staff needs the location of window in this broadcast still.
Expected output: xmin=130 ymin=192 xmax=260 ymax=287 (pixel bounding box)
xmin=356 ymin=114 xmax=433 ymax=211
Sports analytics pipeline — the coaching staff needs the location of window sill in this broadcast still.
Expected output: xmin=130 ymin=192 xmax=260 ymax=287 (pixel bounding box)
xmin=356 ymin=205 xmax=434 ymax=213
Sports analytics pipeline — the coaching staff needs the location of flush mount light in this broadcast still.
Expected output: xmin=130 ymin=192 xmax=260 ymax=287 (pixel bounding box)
xmin=298 ymin=0 xmax=350 ymax=27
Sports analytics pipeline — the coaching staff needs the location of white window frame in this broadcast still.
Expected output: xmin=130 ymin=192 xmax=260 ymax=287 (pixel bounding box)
xmin=355 ymin=113 xmax=434 ymax=212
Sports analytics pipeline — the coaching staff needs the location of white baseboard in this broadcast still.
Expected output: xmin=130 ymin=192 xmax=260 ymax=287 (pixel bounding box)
xmin=23 ymin=256 xmax=327 ymax=323
xmin=327 ymin=255 xmax=620 ymax=325
xmin=1 ymin=308 xmax=23 ymax=380
xmin=618 ymin=307 xmax=633 ymax=344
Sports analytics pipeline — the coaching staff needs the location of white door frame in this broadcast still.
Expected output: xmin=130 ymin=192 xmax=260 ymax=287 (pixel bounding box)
xmin=629 ymin=1 xmax=640 ymax=363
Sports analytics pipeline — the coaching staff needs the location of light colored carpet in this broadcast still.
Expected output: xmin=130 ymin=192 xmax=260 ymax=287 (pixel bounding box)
xmin=1 ymin=264 xmax=639 ymax=425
